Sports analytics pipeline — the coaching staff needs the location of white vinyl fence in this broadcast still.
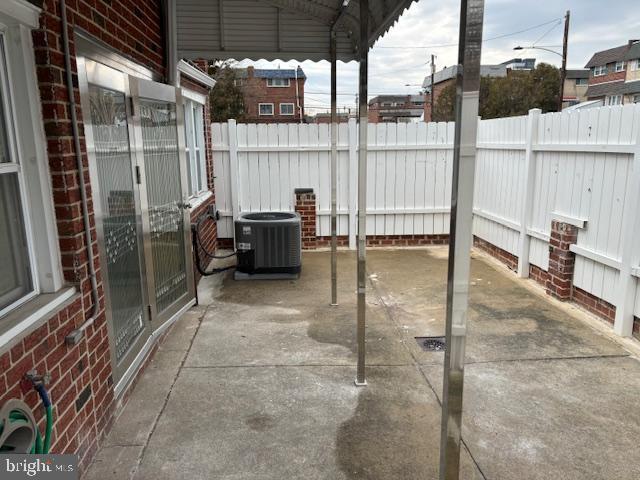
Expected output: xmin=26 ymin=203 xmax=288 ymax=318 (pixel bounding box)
xmin=212 ymin=104 xmax=640 ymax=335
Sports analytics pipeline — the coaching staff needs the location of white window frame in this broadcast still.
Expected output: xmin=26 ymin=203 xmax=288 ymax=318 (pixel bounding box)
xmin=182 ymin=90 xmax=208 ymax=198
xmin=614 ymin=61 xmax=625 ymax=72
xmin=0 ymin=1 xmax=66 ymax=334
xmin=631 ymin=59 xmax=640 ymax=71
xmin=605 ymin=94 xmax=622 ymax=106
xmin=279 ymin=103 xmax=294 ymax=116
xmin=0 ymin=33 xmax=38 ymax=317
xmin=266 ymin=78 xmax=290 ymax=87
xmin=593 ymin=65 xmax=607 ymax=76
xmin=259 ymin=103 xmax=274 ymax=116
xmin=575 ymin=78 xmax=588 ymax=86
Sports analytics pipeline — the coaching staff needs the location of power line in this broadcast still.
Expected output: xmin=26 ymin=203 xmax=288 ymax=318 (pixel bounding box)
xmin=375 ymin=17 xmax=562 ymax=49
xmin=532 ymin=20 xmax=562 ymax=46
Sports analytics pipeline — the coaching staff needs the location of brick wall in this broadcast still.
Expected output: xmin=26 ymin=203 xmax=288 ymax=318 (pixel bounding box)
xmin=0 ymin=296 xmax=112 ymax=470
xmin=2 ymin=0 xmax=167 ymax=472
xmin=547 ymin=221 xmax=578 ymax=300
xmin=588 ymin=69 xmax=626 ymax=85
xmin=294 ymin=189 xmax=317 ymax=250
xmin=0 ymin=1 xmax=210 ymax=475
xmin=473 ymin=236 xmax=518 ymax=272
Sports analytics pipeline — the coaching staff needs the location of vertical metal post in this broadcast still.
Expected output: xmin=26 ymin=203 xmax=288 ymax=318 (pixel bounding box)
xmin=355 ymin=0 xmax=369 ymax=387
xmin=330 ymin=29 xmax=338 ymax=306
xmin=439 ymin=1 xmax=484 ymax=479
xmin=430 ymin=54 xmax=435 ymax=120
xmin=558 ymin=10 xmax=570 ymax=112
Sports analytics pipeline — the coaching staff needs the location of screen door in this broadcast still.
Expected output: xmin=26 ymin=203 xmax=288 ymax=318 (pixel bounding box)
xmin=78 ymin=59 xmax=151 ymax=381
xmin=130 ymin=78 xmax=194 ymax=327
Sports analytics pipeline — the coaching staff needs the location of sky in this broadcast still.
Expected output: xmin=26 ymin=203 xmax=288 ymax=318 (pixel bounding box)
xmin=236 ymin=0 xmax=640 ymax=114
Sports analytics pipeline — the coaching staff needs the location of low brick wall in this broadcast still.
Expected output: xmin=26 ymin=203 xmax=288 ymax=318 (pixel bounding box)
xmin=529 ymin=264 xmax=550 ymax=287
xmin=473 ymin=236 xmax=518 ymax=272
xmin=316 ymin=236 xmax=350 ymax=248
xmin=572 ymin=287 xmax=616 ymax=325
xmin=215 ymin=194 xmax=640 ymax=339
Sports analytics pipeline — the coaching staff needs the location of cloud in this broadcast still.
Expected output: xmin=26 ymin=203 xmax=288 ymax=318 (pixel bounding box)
xmin=237 ymin=0 xmax=640 ymax=114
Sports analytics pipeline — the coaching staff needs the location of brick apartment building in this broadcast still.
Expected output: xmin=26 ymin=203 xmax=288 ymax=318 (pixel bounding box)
xmin=368 ymin=95 xmax=424 ymax=123
xmin=585 ymin=40 xmax=640 ymax=105
xmin=0 ymin=0 xmax=217 ymax=473
xmin=234 ymin=66 xmax=306 ymax=123
xmin=423 ymin=58 xmax=535 ymax=121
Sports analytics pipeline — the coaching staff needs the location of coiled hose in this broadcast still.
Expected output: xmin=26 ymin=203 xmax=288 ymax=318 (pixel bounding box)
xmin=192 ymin=210 xmax=237 ymax=276
xmin=0 ymin=385 xmax=53 ymax=454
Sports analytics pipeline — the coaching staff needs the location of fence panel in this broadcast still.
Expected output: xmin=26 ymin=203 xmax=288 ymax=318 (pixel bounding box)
xmin=473 ymin=115 xmax=527 ymax=259
xmin=211 ymin=104 xmax=639 ymax=334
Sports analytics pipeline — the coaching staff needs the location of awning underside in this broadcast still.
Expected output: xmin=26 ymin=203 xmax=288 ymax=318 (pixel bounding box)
xmin=177 ymin=0 xmax=416 ymax=63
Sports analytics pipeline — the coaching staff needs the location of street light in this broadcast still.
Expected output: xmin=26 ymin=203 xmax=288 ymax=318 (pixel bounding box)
xmin=513 ymin=10 xmax=570 ymax=112
xmin=513 ymin=45 xmax=562 ymax=57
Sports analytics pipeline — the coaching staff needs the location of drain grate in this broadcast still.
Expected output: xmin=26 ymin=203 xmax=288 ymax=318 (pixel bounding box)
xmin=415 ymin=336 xmax=446 ymax=352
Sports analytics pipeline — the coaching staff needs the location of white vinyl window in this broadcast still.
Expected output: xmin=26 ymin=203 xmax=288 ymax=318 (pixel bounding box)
xmin=0 ymin=35 xmax=36 ymax=317
xmin=266 ymin=78 xmax=290 ymax=87
xmin=279 ymin=103 xmax=294 ymax=115
xmin=593 ymin=65 xmax=607 ymax=76
xmin=605 ymin=95 xmax=623 ymax=106
xmin=259 ymin=103 xmax=274 ymax=116
xmin=183 ymin=97 xmax=207 ymax=196
xmin=0 ymin=7 xmax=66 ymax=337
xmin=614 ymin=61 xmax=625 ymax=72
xmin=631 ymin=59 xmax=640 ymax=71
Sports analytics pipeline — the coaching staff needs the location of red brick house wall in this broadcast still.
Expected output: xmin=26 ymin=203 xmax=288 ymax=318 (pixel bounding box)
xmin=0 ymin=1 xmax=216 ymax=474
xmin=588 ymin=70 xmax=626 ymax=86
xmin=240 ymin=68 xmax=305 ymax=123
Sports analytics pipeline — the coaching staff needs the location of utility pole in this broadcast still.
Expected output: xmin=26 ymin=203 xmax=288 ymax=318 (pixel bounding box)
xmin=430 ymin=54 xmax=436 ymax=121
xmin=558 ymin=10 xmax=570 ymax=112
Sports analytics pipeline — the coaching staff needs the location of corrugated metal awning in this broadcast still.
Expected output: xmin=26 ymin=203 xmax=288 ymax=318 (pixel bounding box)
xmin=177 ymin=0 xmax=416 ymax=62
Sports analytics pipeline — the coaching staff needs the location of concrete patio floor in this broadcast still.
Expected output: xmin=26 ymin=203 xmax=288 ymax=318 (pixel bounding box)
xmin=85 ymin=248 xmax=640 ymax=480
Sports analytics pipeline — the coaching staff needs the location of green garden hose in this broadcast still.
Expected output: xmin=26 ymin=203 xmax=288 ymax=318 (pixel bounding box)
xmin=0 ymin=386 xmax=54 ymax=454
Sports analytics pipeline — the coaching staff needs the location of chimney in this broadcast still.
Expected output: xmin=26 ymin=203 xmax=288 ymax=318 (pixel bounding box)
xmin=247 ymin=66 xmax=255 ymax=78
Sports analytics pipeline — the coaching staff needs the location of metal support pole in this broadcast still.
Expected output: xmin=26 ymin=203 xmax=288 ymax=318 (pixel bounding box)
xmin=355 ymin=0 xmax=369 ymax=387
xmin=430 ymin=54 xmax=435 ymax=120
xmin=558 ymin=10 xmax=570 ymax=112
xmin=439 ymin=1 xmax=484 ymax=479
xmin=330 ymin=29 xmax=338 ymax=306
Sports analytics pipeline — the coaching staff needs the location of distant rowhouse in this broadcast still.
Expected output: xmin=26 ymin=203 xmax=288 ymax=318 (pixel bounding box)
xmin=234 ymin=66 xmax=306 ymax=123
xmin=368 ymin=95 xmax=425 ymax=123
xmin=562 ymin=69 xmax=590 ymax=109
xmin=584 ymin=40 xmax=640 ymax=106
